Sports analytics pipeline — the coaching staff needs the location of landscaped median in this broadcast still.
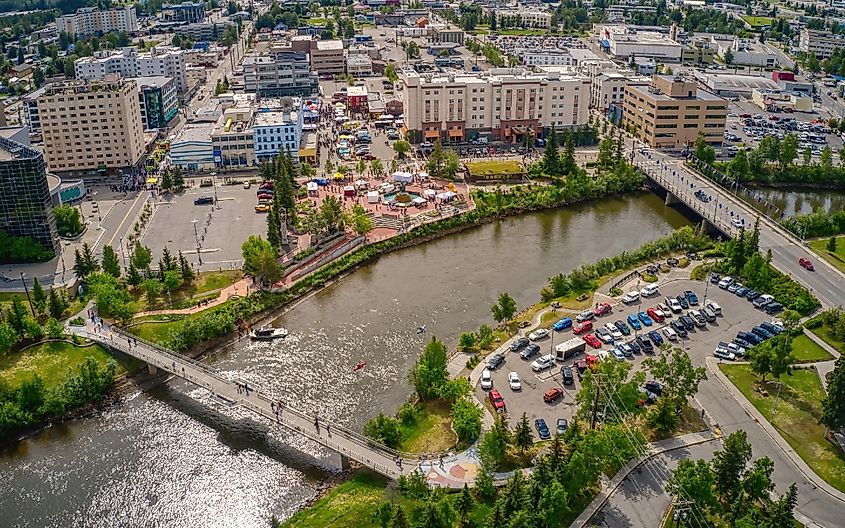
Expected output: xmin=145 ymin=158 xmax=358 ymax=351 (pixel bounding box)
xmin=718 ymin=363 xmax=845 ymax=493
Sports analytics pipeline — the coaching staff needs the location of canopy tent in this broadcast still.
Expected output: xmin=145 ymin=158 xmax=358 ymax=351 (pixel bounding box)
xmin=366 ymin=190 xmax=380 ymax=203
xmin=343 ymin=185 xmax=356 ymax=197
xmin=306 ymin=181 xmax=319 ymax=191
xmin=423 ymin=189 xmax=437 ymax=198
xmin=314 ymin=178 xmax=329 ymax=186
xmin=146 ymin=177 xmax=158 ymax=184
xmin=418 ymin=171 xmax=429 ymax=179
xmin=354 ymin=179 xmax=369 ymax=189
xmin=436 ymin=191 xmax=457 ymax=201
xmin=392 ymin=171 xmax=413 ymax=183
xmin=333 ymin=172 xmax=345 ymax=180
xmin=412 ymin=197 xmax=427 ymax=206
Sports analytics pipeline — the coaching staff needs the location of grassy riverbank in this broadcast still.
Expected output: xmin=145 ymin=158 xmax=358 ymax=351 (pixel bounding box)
xmin=809 ymin=236 xmax=845 ymax=275
xmin=720 ymin=364 xmax=845 ymax=493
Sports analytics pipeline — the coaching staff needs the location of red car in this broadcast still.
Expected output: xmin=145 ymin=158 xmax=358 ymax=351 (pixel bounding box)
xmin=573 ymin=320 xmax=593 ymax=335
xmin=799 ymin=257 xmax=814 ymax=271
xmin=488 ymin=389 xmax=506 ymax=413
xmin=647 ymin=308 xmax=665 ymax=323
xmin=543 ymin=387 xmax=564 ymax=403
xmin=594 ymin=302 xmax=612 ymax=316
xmin=582 ymin=334 xmax=602 ymax=349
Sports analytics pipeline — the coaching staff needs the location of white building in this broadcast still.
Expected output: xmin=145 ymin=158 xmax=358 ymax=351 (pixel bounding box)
xmin=401 ymin=67 xmax=590 ymax=144
xmin=706 ymin=34 xmax=777 ymax=68
xmin=346 ymin=54 xmax=373 ymax=76
xmin=75 ymin=46 xmax=188 ymax=93
xmin=253 ymin=98 xmax=304 ymax=163
xmin=170 ymin=122 xmax=215 ymax=170
xmin=799 ymin=28 xmax=845 ymax=59
xmin=599 ymin=25 xmax=682 ymax=61
xmin=56 ymin=6 xmax=138 ymax=37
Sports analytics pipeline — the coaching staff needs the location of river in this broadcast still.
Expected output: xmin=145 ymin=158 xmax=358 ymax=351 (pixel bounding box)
xmin=743 ymin=187 xmax=845 ymax=218
xmin=0 ymin=192 xmax=693 ymax=528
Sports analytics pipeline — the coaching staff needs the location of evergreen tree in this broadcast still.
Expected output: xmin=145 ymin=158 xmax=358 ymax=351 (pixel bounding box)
xmin=31 ymin=277 xmax=47 ymax=314
xmin=749 ymin=216 xmax=761 ymax=254
xmin=81 ymin=242 xmax=99 ymax=274
xmin=172 ymin=166 xmax=184 ymax=189
xmin=160 ymin=246 xmax=177 ymax=273
xmin=7 ymin=297 xmax=28 ymax=336
xmin=475 ymin=458 xmax=496 ymax=499
xmin=542 ymin=127 xmax=560 ymax=176
xmin=712 ymin=430 xmax=752 ymax=501
xmin=514 ymin=412 xmax=533 ymax=453
xmin=178 ymin=251 xmax=195 ymax=283
xmin=101 ymin=245 xmax=121 ymax=278
xmin=455 ymin=484 xmax=475 ymax=526
xmin=47 ymin=288 xmax=67 ymax=320
xmin=821 ymin=354 xmax=845 ymax=432
xmin=389 ymin=505 xmax=410 ymax=528
xmin=160 ymin=170 xmax=173 ymax=191
xmin=126 ymin=263 xmax=143 ymax=287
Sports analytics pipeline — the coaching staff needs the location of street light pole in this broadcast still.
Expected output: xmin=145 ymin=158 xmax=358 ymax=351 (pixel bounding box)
xmin=19 ymin=272 xmax=35 ymax=316
xmin=192 ymin=219 xmax=203 ymax=266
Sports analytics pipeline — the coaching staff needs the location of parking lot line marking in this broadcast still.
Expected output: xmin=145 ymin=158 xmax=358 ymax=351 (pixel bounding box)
xmin=106 ymin=191 xmax=147 ymax=249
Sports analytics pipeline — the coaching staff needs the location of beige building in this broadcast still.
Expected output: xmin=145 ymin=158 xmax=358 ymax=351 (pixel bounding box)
xmin=56 ymin=6 xmax=138 ymax=38
xmin=401 ymin=68 xmax=590 ymax=144
xmin=310 ymin=40 xmax=345 ymax=76
xmin=622 ymin=75 xmax=727 ymax=149
xmin=587 ymin=69 xmax=650 ymax=110
xmin=798 ymin=28 xmax=845 ymax=60
xmin=211 ymin=107 xmax=255 ymax=168
xmin=37 ymin=76 xmax=145 ymax=173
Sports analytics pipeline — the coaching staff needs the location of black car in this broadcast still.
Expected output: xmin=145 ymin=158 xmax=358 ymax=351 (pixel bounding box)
xmin=614 ymin=320 xmax=631 ymax=336
xmin=636 ymin=335 xmax=654 ymax=353
xmin=765 ymin=302 xmax=784 ymax=315
xmin=679 ymin=315 xmax=695 ymax=330
xmin=676 ymin=295 xmax=689 ymax=309
xmin=670 ymin=320 xmax=688 ymax=338
xmin=510 ymin=337 xmax=529 ymax=352
xmin=628 ymin=339 xmax=641 ymax=354
xmin=737 ymin=331 xmax=761 ymax=346
xmin=734 ymin=337 xmax=752 ymax=349
xmin=644 ymin=380 xmax=664 ymax=396
xmin=760 ymin=322 xmax=782 ymax=335
xmin=520 ymin=343 xmax=541 ymax=360
xmin=745 ymin=290 xmax=760 ymax=301
xmin=487 ymin=353 xmax=505 ymax=370
xmin=193 ymin=196 xmax=214 ymax=205
xmin=752 ymin=326 xmax=773 ymax=340
xmin=561 ymin=366 xmax=575 ymax=386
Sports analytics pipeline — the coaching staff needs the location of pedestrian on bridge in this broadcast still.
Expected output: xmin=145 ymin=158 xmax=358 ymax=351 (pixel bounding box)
xmin=314 ymin=417 xmax=320 ymax=433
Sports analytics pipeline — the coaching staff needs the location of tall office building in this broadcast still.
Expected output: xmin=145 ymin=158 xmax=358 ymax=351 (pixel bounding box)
xmin=242 ymin=50 xmax=318 ymax=96
xmin=37 ymin=76 xmax=145 ymax=174
xmin=75 ymin=46 xmax=188 ymax=93
xmin=56 ymin=6 xmax=138 ymax=38
xmin=0 ymin=136 xmax=58 ymax=254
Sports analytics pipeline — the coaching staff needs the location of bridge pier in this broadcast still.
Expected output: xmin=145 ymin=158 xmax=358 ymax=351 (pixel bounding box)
xmin=340 ymin=454 xmax=351 ymax=470
xmin=148 ymin=364 xmax=158 ymax=376
xmin=665 ymin=191 xmax=680 ymax=206
xmin=699 ymin=218 xmax=718 ymax=236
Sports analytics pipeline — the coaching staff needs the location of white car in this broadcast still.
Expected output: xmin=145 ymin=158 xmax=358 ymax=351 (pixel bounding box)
xmin=770 ymin=319 xmax=784 ymax=330
xmin=718 ymin=276 xmax=734 ymax=289
xmin=714 ymin=349 xmax=736 ymax=361
xmin=622 ymin=290 xmax=641 ymax=304
xmin=529 ymin=328 xmax=549 ymax=341
xmin=656 ymin=303 xmax=672 ymax=317
xmin=667 ymin=297 xmax=683 ymax=313
xmin=662 ymin=327 xmax=678 ymax=341
xmin=705 ymin=300 xmax=722 ymax=316
xmin=597 ymin=350 xmax=610 ymax=361
xmin=605 ymin=322 xmax=623 ymax=340
xmin=480 ymin=369 xmax=493 ymax=390
xmin=640 ymin=284 xmax=659 ymax=297
xmin=531 ymin=354 xmax=555 ymax=372
xmin=507 ymin=372 xmax=522 ymax=391
xmin=731 ymin=218 xmax=745 ymax=229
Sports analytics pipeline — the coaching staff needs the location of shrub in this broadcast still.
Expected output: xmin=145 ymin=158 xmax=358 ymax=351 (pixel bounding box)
xmin=363 ymin=412 xmax=402 ymax=448
xmin=689 ymin=264 xmax=709 ymax=281
xmin=678 ymin=258 xmax=690 ymax=268
xmin=610 ymin=286 xmax=623 ymax=297
xmin=642 ymin=273 xmax=658 ymax=283
xmin=69 ymin=317 xmax=85 ymax=326
xmin=397 ymin=402 xmax=421 ymax=426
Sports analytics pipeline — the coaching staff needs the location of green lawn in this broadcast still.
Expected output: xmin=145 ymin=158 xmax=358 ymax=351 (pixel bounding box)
xmin=126 ymin=317 xmax=184 ymax=344
xmin=805 ymin=318 xmax=845 ymax=355
xmin=0 ymin=341 xmax=132 ymax=389
xmin=790 ymin=333 xmax=834 ymax=363
xmin=398 ymin=400 xmax=458 ymax=453
xmin=132 ymin=270 xmax=241 ymax=312
xmin=809 ymin=237 xmax=845 ymax=275
xmin=465 ymin=160 xmax=524 ymax=177
xmin=742 ymin=15 xmax=774 ymax=27
xmin=280 ymin=471 xmax=494 ymax=528
xmin=721 ymin=364 xmax=845 ymax=493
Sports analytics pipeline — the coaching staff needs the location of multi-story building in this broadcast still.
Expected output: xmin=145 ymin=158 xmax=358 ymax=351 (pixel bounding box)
xmin=310 ymin=40 xmax=346 ymax=76
xmin=243 ymin=50 xmax=318 ymax=96
xmin=347 ymin=53 xmax=373 ymax=76
xmin=23 ymin=86 xmax=46 ymax=132
xmin=494 ymin=10 xmax=552 ymax=29
xmin=170 ymin=122 xmax=215 ymax=170
xmin=401 ymin=67 xmax=591 ymax=144
xmin=622 ymin=75 xmax=727 ymax=149
xmin=211 ymin=107 xmax=254 ymax=167
xmin=430 ymin=26 xmax=465 ymax=45
xmin=161 ymin=1 xmax=206 ymax=24
xmin=56 ymin=6 xmax=138 ymax=38
xmin=588 ymin=70 xmax=650 ymax=110
xmin=599 ymin=25 xmax=682 ymax=61
xmin=798 ymin=28 xmax=845 ymax=59
xmin=606 ymin=4 xmax=658 ymax=23
xmin=174 ymin=21 xmax=234 ymax=42
xmin=253 ymin=97 xmax=304 ymax=163
xmin=706 ymin=34 xmax=777 ymax=68
xmin=682 ymin=40 xmax=717 ymax=65
xmin=36 ymin=76 xmax=145 ymax=173
xmin=75 ymin=46 xmax=188 ymax=93
xmin=0 ymin=136 xmax=58 ymax=254
xmin=130 ymin=76 xmax=179 ymax=130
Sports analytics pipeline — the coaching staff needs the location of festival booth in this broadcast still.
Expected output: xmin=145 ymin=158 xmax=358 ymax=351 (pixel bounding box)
xmin=392 ymin=171 xmax=413 ymax=184
xmin=423 ymin=189 xmax=437 ymax=200
xmin=379 ymin=182 xmax=396 ymax=194
xmin=307 ymin=181 xmax=319 ymax=196
xmin=333 ymin=172 xmax=345 ymax=181
xmin=354 ymin=179 xmax=369 ymax=190
xmin=343 ymin=185 xmax=356 ymax=198
xmin=367 ymin=190 xmax=380 ymax=203
xmin=436 ymin=191 xmax=457 ymax=203
xmin=314 ymin=178 xmax=329 ymax=186
xmin=412 ymin=197 xmax=428 ymax=207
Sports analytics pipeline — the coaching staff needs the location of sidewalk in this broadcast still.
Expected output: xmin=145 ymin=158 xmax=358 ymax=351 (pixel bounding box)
xmin=706 ymin=357 xmax=845 ymax=504
xmin=805 ymin=329 xmax=842 ymax=359
xmin=133 ymin=278 xmax=251 ymax=318
xmin=569 ymin=431 xmax=720 ymax=528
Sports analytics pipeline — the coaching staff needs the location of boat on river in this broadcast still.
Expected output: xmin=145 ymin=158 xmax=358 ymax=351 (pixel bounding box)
xmin=249 ymin=326 xmax=289 ymax=341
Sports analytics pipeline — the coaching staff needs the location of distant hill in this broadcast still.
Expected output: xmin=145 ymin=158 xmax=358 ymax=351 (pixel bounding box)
xmin=0 ymin=0 xmax=95 ymax=15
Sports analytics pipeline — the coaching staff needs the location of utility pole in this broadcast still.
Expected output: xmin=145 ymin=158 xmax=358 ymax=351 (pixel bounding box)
xmin=20 ymin=272 xmax=35 ymax=316
xmin=590 ymin=375 xmax=601 ymax=430
xmin=192 ymin=219 xmax=203 ymax=266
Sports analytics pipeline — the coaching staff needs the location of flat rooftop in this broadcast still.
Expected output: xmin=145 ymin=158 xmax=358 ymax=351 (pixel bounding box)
xmin=254 ymin=109 xmax=298 ymax=126
xmin=315 ymin=39 xmax=343 ymax=51
xmin=697 ymin=72 xmax=778 ymax=91
xmin=173 ymin=122 xmax=214 ymax=144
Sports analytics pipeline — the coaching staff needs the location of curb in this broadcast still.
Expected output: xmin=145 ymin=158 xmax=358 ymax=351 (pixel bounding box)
xmin=706 ymin=357 xmax=845 ymax=505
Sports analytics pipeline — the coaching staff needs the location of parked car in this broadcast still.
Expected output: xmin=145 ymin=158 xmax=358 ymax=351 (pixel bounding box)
xmin=765 ymin=302 xmax=784 ymax=314
xmin=194 ymin=196 xmax=214 ymax=205
xmin=480 ymin=369 xmax=493 ymax=390
xmin=614 ymin=320 xmax=631 ymax=335
xmin=622 ymin=291 xmax=641 ymax=304
xmin=670 ymin=320 xmax=688 ymax=338
xmin=644 ymin=380 xmax=664 ymax=396
xmin=705 ymin=300 xmax=722 ymax=316
xmin=753 ymin=294 xmax=774 ymax=309
xmin=737 ymin=331 xmax=761 ymax=346
xmin=487 ymin=353 xmax=505 ymax=370
xmin=529 ymin=328 xmax=549 ymax=341
xmin=689 ymin=310 xmax=707 ymax=327
xmin=573 ymin=320 xmax=593 ymax=335
xmin=561 ymin=366 xmax=575 ymax=385
xmin=535 ymin=418 xmax=552 ymax=439
xmin=626 ymin=314 xmax=642 ymax=330
xmin=727 ymin=282 xmax=742 ymax=294
xmin=714 ymin=349 xmax=736 ymax=361
xmin=507 ymin=372 xmax=522 ymax=391
xmin=595 ymin=327 xmax=614 ymax=344
xmin=576 ymin=310 xmax=596 ymax=322
xmin=531 ymin=354 xmax=556 ymax=372
xmin=745 ymin=290 xmax=760 ymax=301
xmin=663 ymin=327 xmax=678 ymax=341
xmin=760 ymin=322 xmax=782 ymax=335
xmin=710 ymin=272 xmax=721 ymax=284
xmin=637 ymin=335 xmax=654 ymax=353
xmin=640 ymin=284 xmax=659 ymax=297
xmin=637 ymin=311 xmax=654 ymax=326
xmin=647 ymin=308 xmax=665 ymax=323
xmin=543 ymin=388 xmax=564 ymax=404
xmin=594 ymin=302 xmax=612 ymax=316
xmin=582 ymin=334 xmax=603 ymax=349
xmin=735 ymin=286 xmax=749 ymax=297
xmin=676 ymin=295 xmax=689 ymax=309
xmin=611 ymin=347 xmax=626 ymax=361
xmin=556 ymin=418 xmax=569 ymax=435
xmin=679 ymin=315 xmax=695 ymax=330
xmin=666 ymin=297 xmax=683 ymax=313
xmin=718 ymin=276 xmax=734 ymax=289
xmin=254 ymin=204 xmax=270 ymax=213
xmin=718 ymin=341 xmax=745 ymax=357
xmin=520 ymin=344 xmax=540 ymax=360
xmin=685 ymin=290 xmax=699 ymax=305
xmin=620 ymin=343 xmax=634 ymax=357
xmin=553 ymin=317 xmax=573 ymax=331
xmin=799 ymin=257 xmax=815 ymax=271
xmin=700 ymin=307 xmax=717 ymax=322
xmin=648 ymin=330 xmax=664 ymax=346
xmin=752 ymin=326 xmax=773 ymax=340
xmin=488 ymin=389 xmax=506 ymax=413
xmin=510 ymin=337 xmax=529 ymax=352
xmin=604 ymin=322 xmax=623 ymax=340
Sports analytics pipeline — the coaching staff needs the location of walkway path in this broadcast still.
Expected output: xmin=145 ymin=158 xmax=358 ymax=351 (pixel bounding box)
xmin=133 ymin=278 xmax=252 ymax=318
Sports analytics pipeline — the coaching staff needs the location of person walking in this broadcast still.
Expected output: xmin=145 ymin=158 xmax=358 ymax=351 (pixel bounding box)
xmin=314 ymin=417 xmax=320 ymax=433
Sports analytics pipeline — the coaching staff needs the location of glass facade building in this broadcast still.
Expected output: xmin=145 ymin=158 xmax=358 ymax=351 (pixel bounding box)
xmin=0 ymin=137 xmax=58 ymax=254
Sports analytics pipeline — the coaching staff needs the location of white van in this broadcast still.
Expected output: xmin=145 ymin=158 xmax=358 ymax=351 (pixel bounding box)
xmin=640 ymin=284 xmax=659 ymax=297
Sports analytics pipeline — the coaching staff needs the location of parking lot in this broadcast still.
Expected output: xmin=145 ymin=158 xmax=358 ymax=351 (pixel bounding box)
xmin=475 ymin=277 xmax=776 ymax=442
xmin=141 ymin=184 xmax=268 ymax=270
